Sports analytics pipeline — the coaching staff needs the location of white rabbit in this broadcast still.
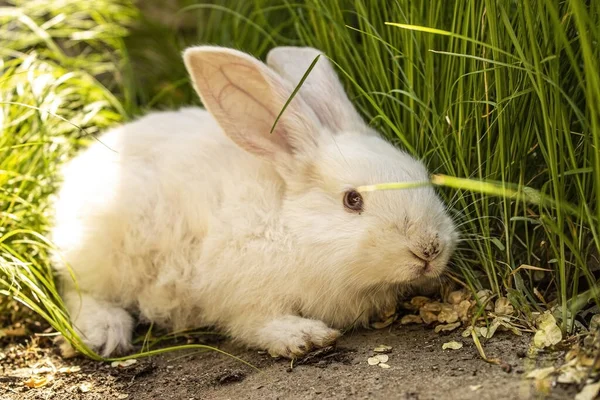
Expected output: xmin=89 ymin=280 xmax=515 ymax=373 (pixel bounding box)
xmin=52 ymin=46 xmax=457 ymax=358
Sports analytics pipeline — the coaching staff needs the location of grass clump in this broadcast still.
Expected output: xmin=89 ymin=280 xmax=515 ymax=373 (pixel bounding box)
xmin=0 ymin=0 xmax=138 ymax=358
xmin=218 ymin=0 xmax=600 ymax=332
xmin=1 ymin=0 xmax=599 ymax=360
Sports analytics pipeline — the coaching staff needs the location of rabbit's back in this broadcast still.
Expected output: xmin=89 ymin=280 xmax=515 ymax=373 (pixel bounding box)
xmin=52 ymin=107 xmax=284 ymax=328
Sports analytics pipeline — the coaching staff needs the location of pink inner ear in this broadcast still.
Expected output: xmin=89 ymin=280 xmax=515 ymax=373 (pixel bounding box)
xmin=186 ymin=48 xmax=320 ymax=160
xmin=209 ymin=62 xmax=293 ymax=157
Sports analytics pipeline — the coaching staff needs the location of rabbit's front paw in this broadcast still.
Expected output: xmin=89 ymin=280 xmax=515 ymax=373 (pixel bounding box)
xmin=62 ymin=292 xmax=134 ymax=357
xmin=75 ymin=306 xmax=133 ymax=357
xmin=259 ymin=316 xmax=341 ymax=358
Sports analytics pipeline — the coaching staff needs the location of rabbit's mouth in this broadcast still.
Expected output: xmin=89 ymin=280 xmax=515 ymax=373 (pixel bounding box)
xmin=420 ymin=261 xmax=433 ymax=274
xmin=409 ymin=260 xmax=446 ymax=281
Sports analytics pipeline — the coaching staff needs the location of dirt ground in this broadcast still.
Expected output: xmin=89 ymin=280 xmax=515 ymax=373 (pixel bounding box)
xmin=0 ymin=324 xmax=577 ymax=400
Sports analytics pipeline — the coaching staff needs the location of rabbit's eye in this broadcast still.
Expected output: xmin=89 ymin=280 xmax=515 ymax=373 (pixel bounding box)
xmin=343 ymin=190 xmax=363 ymax=213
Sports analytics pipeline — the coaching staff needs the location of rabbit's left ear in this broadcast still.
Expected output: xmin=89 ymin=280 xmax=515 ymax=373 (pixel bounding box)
xmin=267 ymin=47 xmax=373 ymax=134
xmin=184 ymin=46 xmax=322 ymax=166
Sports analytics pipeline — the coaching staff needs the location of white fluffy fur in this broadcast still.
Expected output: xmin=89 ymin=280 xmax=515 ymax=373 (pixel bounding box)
xmin=52 ymin=46 xmax=457 ymax=358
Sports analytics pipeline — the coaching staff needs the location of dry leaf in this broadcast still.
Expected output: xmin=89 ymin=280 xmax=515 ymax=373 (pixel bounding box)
xmin=373 ymin=345 xmax=392 ymax=353
xmin=535 ymin=377 xmax=552 ymax=395
xmin=575 ymin=382 xmax=600 ymax=400
xmin=565 ymin=345 xmax=580 ymax=362
xmin=494 ymin=297 xmax=514 ymax=316
xmin=579 ymin=355 xmax=600 ymax=368
xmin=379 ymin=363 xmax=391 ymax=369
xmin=367 ymin=357 xmax=380 ymax=365
xmin=447 ymin=290 xmax=467 ymax=305
xmin=469 ymin=385 xmax=483 ymax=391
xmin=422 ymin=302 xmax=442 ymax=313
xmin=410 ymin=296 xmax=430 ymax=308
xmin=455 ymin=300 xmax=473 ymax=321
xmin=371 ymin=315 xmax=395 ymax=329
xmin=435 ymin=322 xmax=461 ymax=333
xmin=533 ymin=312 xmax=562 ymax=348
xmin=476 ymin=289 xmax=493 ymax=303
xmin=526 ymin=366 xmax=555 ymax=380
xmin=474 ymin=326 xmax=489 ymax=338
xmin=462 ymin=326 xmax=474 ymax=338
xmin=375 ymin=354 xmax=389 ymax=363
xmin=557 ymin=368 xmax=587 ymax=384
xmin=79 ymin=382 xmax=92 ymax=393
xmin=32 ymin=367 xmax=53 ymax=375
xmin=497 ymin=318 xmax=523 ymax=336
xmin=479 ymin=318 xmax=503 ymax=339
xmin=401 ymin=301 xmax=418 ymax=311
xmin=58 ymin=366 xmax=81 ymax=374
xmin=400 ymin=315 xmax=423 ymax=325
xmin=111 ymin=359 xmax=137 ymax=368
xmin=438 ymin=306 xmax=459 ymax=324
xmin=419 ymin=310 xmax=438 ymax=324
xmin=442 ymin=341 xmax=463 ymax=350
xmin=24 ymin=375 xmax=52 ymax=388
xmin=380 ymin=307 xmax=396 ymax=319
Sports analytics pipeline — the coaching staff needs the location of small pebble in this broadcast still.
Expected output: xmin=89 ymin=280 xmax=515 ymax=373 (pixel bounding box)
xmin=367 ymin=357 xmax=380 ymax=366
xmin=373 ymin=345 xmax=392 ymax=353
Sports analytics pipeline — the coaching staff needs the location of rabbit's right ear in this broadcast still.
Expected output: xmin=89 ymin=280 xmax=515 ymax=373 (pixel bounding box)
xmin=267 ymin=47 xmax=373 ymax=135
xmin=183 ymin=46 xmax=321 ymax=166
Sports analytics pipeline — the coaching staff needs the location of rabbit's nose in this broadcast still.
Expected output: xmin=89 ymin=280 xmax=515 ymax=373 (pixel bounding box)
xmin=413 ymin=236 xmax=442 ymax=262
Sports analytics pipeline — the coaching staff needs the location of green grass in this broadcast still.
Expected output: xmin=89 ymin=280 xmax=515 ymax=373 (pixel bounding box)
xmin=1 ymin=0 xmax=599 ymax=359
xmin=0 ymin=0 xmax=134 ymax=358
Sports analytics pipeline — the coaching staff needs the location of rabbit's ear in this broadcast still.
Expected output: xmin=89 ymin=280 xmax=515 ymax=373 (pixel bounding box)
xmin=184 ymin=46 xmax=321 ymax=162
xmin=267 ymin=47 xmax=372 ymax=134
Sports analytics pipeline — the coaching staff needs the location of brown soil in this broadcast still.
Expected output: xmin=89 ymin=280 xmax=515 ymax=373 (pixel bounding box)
xmin=1 ymin=325 xmax=575 ymax=400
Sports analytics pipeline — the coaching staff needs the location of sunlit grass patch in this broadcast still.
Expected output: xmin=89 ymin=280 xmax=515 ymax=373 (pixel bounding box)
xmin=1 ymin=0 xmax=142 ymax=359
